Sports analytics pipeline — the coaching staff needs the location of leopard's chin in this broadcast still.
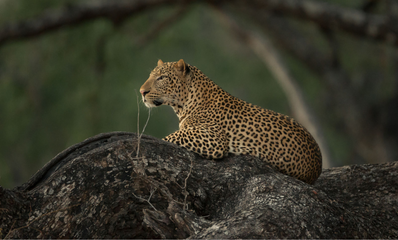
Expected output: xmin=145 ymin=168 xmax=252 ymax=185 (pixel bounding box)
xmin=143 ymin=98 xmax=163 ymax=108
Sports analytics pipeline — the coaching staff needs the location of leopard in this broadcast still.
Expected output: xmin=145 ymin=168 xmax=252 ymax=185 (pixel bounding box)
xmin=140 ymin=59 xmax=322 ymax=184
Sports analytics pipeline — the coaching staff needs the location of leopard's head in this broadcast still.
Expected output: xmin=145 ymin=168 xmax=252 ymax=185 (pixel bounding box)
xmin=140 ymin=59 xmax=190 ymax=109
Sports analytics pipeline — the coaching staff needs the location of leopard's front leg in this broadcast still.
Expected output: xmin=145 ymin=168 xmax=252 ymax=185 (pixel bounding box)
xmin=163 ymin=124 xmax=229 ymax=159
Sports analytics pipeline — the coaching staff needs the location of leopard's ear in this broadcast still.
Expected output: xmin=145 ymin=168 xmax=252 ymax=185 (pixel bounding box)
xmin=157 ymin=59 xmax=164 ymax=66
xmin=175 ymin=59 xmax=189 ymax=76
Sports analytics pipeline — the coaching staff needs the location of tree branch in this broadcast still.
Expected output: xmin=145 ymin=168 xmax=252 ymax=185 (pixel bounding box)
xmin=0 ymin=0 xmax=174 ymax=46
xmin=2 ymin=132 xmax=397 ymax=238
xmin=246 ymin=0 xmax=398 ymax=47
xmin=1 ymin=0 xmax=397 ymax=47
xmin=136 ymin=4 xmax=189 ymax=45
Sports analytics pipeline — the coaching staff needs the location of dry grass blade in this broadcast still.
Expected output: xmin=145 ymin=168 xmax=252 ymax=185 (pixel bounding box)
xmin=135 ymin=91 xmax=151 ymax=159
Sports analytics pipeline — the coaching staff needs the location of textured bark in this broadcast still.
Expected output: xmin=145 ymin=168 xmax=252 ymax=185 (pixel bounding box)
xmin=1 ymin=132 xmax=397 ymax=239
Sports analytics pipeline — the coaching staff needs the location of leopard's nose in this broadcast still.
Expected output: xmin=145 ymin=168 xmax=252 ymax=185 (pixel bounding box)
xmin=140 ymin=89 xmax=149 ymax=97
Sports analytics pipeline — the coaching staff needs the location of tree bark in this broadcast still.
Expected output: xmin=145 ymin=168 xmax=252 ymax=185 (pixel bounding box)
xmin=1 ymin=132 xmax=397 ymax=239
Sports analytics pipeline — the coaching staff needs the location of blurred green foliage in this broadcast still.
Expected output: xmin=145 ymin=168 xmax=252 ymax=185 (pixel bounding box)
xmin=0 ymin=0 xmax=395 ymax=188
xmin=0 ymin=1 xmax=289 ymax=188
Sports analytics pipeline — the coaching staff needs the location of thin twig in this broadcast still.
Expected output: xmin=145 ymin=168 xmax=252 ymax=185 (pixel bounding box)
xmin=136 ymin=91 xmax=140 ymax=158
xmin=3 ymin=220 xmax=16 ymax=239
xmin=139 ymin=108 xmax=151 ymax=140
xmin=135 ymin=91 xmax=151 ymax=159
xmin=184 ymin=160 xmax=193 ymax=190
xmin=132 ymin=188 xmax=158 ymax=211
xmin=182 ymin=160 xmax=194 ymax=210
xmin=148 ymin=188 xmax=156 ymax=203
xmin=138 ymin=176 xmax=186 ymax=206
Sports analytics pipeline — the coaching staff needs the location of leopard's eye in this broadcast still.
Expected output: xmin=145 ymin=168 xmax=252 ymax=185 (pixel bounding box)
xmin=156 ymin=76 xmax=166 ymax=81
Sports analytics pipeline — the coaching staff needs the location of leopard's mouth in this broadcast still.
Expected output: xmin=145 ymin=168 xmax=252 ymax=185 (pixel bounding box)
xmin=143 ymin=97 xmax=163 ymax=108
xmin=153 ymin=100 xmax=163 ymax=106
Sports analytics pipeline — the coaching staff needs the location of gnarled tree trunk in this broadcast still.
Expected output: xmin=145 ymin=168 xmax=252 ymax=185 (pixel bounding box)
xmin=1 ymin=132 xmax=397 ymax=238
